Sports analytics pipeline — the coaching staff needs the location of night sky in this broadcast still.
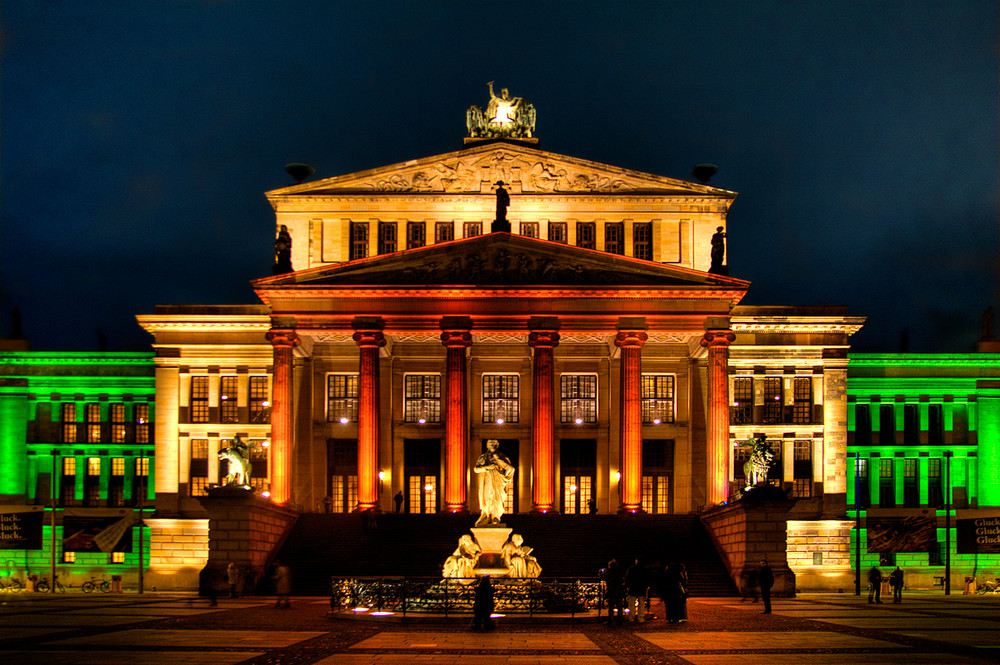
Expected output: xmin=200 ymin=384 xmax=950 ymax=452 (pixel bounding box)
xmin=2 ymin=2 xmax=997 ymax=353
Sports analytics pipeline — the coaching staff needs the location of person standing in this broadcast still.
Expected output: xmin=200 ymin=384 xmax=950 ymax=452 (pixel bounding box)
xmin=227 ymin=562 xmax=240 ymax=599
xmin=604 ymin=559 xmax=625 ymax=625
xmin=758 ymin=559 xmax=774 ymax=614
xmin=472 ymin=576 xmax=495 ymax=631
xmin=273 ymin=560 xmax=291 ymax=608
xmin=394 ymin=491 xmax=404 ymax=513
xmin=625 ymin=558 xmax=649 ymax=623
xmin=867 ymin=565 xmax=883 ymax=604
xmin=889 ymin=566 xmax=904 ymax=604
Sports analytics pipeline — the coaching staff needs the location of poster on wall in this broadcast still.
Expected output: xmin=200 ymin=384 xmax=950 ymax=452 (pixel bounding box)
xmin=0 ymin=506 xmax=44 ymax=550
xmin=866 ymin=516 xmax=937 ymax=553
xmin=62 ymin=508 xmax=135 ymax=553
xmin=957 ymin=517 xmax=1000 ymax=554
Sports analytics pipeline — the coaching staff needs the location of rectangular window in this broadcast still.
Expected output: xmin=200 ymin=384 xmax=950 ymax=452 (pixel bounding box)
xmin=63 ymin=551 xmax=76 ymax=563
xmin=85 ymin=457 xmax=101 ymax=506
xmin=463 ymin=222 xmax=482 ymax=238
xmin=560 ymin=375 xmax=598 ymax=424
xmin=854 ymin=457 xmax=870 ymax=508
xmin=249 ymin=376 xmax=270 ymax=424
xmin=483 ymin=375 xmax=519 ymax=424
xmin=110 ymin=551 xmax=125 ymax=564
xmin=190 ymin=376 xmax=209 ymax=423
xmin=404 ymin=375 xmax=442 ymax=424
xmin=928 ymin=458 xmax=943 ymax=508
xmin=86 ymin=403 xmax=102 ymax=443
xmin=564 ymin=475 xmax=579 ymax=515
xmin=112 ymin=457 xmax=125 ymax=475
xmin=903 ymin=458 xmax=919 ymax=507
xmin=641 ymin=375 xmax=675 ymax=424
xmin=61 ymin=403 xmax=77 ymax=443
xmin=762 ymin=377 xmax=782 ymax=423
xmin=435 ymin=222 xmax=454 ymax=243
xmin=330 ymin=475 xmax=359 ymax=514
xmin=109 ymin=456 xmax=126 ymax=507
xmin=855 ymin=404 xmax=872 ymax=445
xmin=732 ymin=378 xmax=753 ymax=425
xmin=61 ymin=457 xmax=77 ymax=507
xmin=928 ymin=404 xmax=944 ymax=444
xmin=641 ymin=475 xmax=669 ymax=514
xmin=792 ymin=440 xmax=813 ymax=498
xmin=903 ymin=404 xmax=919 ymax=443
xmin=407 ymin=221 xmax=426 ymax=249
xmin=792 ymin=378 xmax=812 ymax=424
xmin=134 ymin=403 xmax=150 ymax=444
xmin=220 ymin=376 xmax=239 ymax=423
xmin=350 ymin=222 xmax=369 ymax=260
xmin=548 ymin=222 xmax=568 ymax=243
xmin=605 ymin=222 xmax=624 ymax=254
xmin=189 ymin=439 xmax=209 ymax=497
xmin=520 ymin=222 xmax=539 ymax=238
xmin=110 ymin=403 xmax=126 ymax=443
xmin=879 ymin=404 xmax=895 ymax=445
xmin=633 ymin=222 xmax=652 ymax=260
xmin=878 ymin=458 xmax=895 ymax=507
xmin=249 ymin=443 xmax=270 ymax=494
xmin=378 ymin=222 xmax=398 ymax=254
xmin=327 ymin=375 xmax=359 ymax=423
xmin=576 ymin=222 xmax=596 ymax=249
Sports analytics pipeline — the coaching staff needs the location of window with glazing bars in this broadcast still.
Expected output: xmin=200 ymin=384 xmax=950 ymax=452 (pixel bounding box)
xmin=791 ymin=440 xmax=812 ymax=498
xmin=903 ymin=458 xmax=919 ymax=507
xmin=378 ymin=222 xmax=397 ymax=254
xmin=327 ymin=375 xmax=359 ymax=423
xmin=732 ymin=378 xmax=753 ymax=424
xmin=249 ymin=376 xmax=270 ymax=424
xmin=220 ymin=376 xmax=239 ymax=423
xmin=249 ymin=442 xmax=269 ymax=493
xmin=792 ymin=378 xmax=812 ymax=424
xmin=435 ymin=222 xmax=454 ymax=243
xmin=605 ymin=222 xmax=624 ymax=254
xmin=482 ymin=375 xmax=519 ymax=423
xmin=576 ymin=222 xmax=596 ymax=249
xmin=61 ymin=403 xmax=77 ymax=443
xmin=640 ymin=375 xmax=675 ymax=424
xmin=134 ymin=403 xmax=150 ymax=443
xmin=560 ymin=375 xmax=597 ymax=423
xmin=633 ymin=222 xmax=652 ymax=260
xmin=407 ymin=221 xmax=426 ymax=248
xmin=61 ymin=457 xmax=77 ymax=506
xmin=878 ymin=458 xmax=895 ymax=507
xmin=548 ymin=222 xmax=568 ymax=243
xmin=110 ymin=403 xmax=126 ymax=443
xmin=86 ymin=403 xmax=102 ymax=443
xmin=85 ymin=457 xmax=101 ymax=505
xmin=463 ymin=222 xmax=482 ymax=238
xmin=189 ymin=439 xmax=209 ymax=497
xmin=404 ymin=375 xmax=442 ymax=423
xmin=520 ymin=222 xmax=539 ymax=238
xmin=761 ymin=377 xmax=782 ymax=423
xmin=854 ymin=457 xmax=870 ymax=508
xmin=190 ymin=376 xmax=209 ymax=423
xmin=350 ymin=222 xmax=369 ymax=260
xmin=928 ymin=458 xmax=943 ymax=507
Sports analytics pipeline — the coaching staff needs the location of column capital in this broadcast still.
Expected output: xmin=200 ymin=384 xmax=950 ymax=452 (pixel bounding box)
xmin=614 ymin=330 xmax=648 ymax=349
xmin=440 ymin=330 xmax=473 ymax=348
xmin=528 ymin=330 xmax=560 ymax=348
xmin=352 ymin=330 xmax=387 ymax=348
xmin=700 ymin=330 xmax=736 ymax=349
xmin=266 ymin=329 xmax=300 ymax=348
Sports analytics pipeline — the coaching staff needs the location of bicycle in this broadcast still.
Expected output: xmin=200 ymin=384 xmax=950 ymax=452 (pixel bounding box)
xmin=976 ymin=578 xmax=1000 ymax=595
xmin=36 ymin=574 xmax=67 ymax=593
xmin=0 ymin=576 xmax=23 ymax=593
xmin=82 ymin=576 xmax=112 ymax=593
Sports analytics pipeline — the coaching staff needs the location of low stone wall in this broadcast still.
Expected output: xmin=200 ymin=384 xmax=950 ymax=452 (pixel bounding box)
xmin=701 ymin=499 xmax=795 ymax=597
xmin=786 ymin=519 xmax=853 ymax=591
xmin=146 ymin=517 xmax=209 ymax=590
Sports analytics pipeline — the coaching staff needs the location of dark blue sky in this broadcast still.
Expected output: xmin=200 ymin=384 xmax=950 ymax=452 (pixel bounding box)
xmin=2 ymin=1 xmax=997 ymax=352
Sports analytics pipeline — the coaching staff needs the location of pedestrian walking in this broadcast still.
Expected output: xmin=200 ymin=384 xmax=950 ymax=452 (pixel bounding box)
xmin=625 ymin=558 xmax=649 ymax=623
xmin=227 ymin=562 xmax=240 ymax=598
xmin=394 ymin=491 xmax=404 ymax=513
xmin=867 ymin=565 xmax=883 ymax=604
xmin=659 ymin=562 xmax=688 ymax=624
xmin=472 ymin=576 xmax=495 ymax=631
xmin=758 ymin=559 xmax=774 ymax=614
xmin=273 ymin=560 xmax=291 ymax=608
xmin=604 ymin=559 xmax=626 ymax=625
xmin=889 ymin=566 xmax=904 ymax=604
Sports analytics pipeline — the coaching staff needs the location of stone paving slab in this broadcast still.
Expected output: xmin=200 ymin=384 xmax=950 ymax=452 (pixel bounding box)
xmin=0 ymin=613 xmax=155 ymax=626
xmin=0 ymin=627 xmax=73 ymax=640
xmin=816 ymin=617 xmax=1000 ymax=630
xmin=317 ymin=656 xmax=616 ymax=665
xmin=637 ymin=630 xmax=900 ymax=651
xmin=1 ymin=650 xmax=264 ymax=665
xmin=681 ymin=655 xmax=995 ymax=665
xmin=900 ymin=631 xmax=1000 ymax=647
xmin=48 ymin=628 xmax=326 ymax=648
xmin=350 ymin=631 xmax=600 ymax=650
xmin=61 ymin=606 xmax=229 ymax=616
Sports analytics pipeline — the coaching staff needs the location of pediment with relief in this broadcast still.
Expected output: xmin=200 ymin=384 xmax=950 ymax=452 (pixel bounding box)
xmin=268 ymin=142 xmax=735 ymax=197
xmin=255 ymin=234 xmax=747 ymax=290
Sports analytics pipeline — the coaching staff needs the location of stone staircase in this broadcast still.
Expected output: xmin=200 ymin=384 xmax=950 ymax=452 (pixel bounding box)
xmin=273 ymin=512 xmax=738 ymax=596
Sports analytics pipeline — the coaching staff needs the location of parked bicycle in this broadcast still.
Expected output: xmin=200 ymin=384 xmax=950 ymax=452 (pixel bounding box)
xmin=35 ymin=574 xmax=67 ymax=593
xmin=977 ymin=578 xmax=1000 ymax=595
xmin=82 ymin=576 xmax=112 ymax=593
xmin=0 ymin=576 xmax=23 ymax=592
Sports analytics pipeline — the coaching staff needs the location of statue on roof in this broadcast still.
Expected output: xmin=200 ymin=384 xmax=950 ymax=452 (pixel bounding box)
xmin=467 ymin=82 xmax=536 ymax=139
xmin=274 ymin=224 xmax=293 ymax=275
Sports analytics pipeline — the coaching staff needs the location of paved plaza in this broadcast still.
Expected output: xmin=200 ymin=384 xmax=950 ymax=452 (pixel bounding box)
xmin=2 ymin=590 xmax=1000 ymax=664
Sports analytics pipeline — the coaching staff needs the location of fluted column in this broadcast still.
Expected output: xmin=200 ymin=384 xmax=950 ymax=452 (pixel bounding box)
xmin=441 ymin=329 xmax=473 ymax=513
xmin=353 ymin=329 xmax=386 ymax=511
xmin=701 ymin=330 xmax=736 ymax=505
xmin=530 ymin=330 xmax=560 ymax=513
xmin=265 ymin=329 xmax=299 ymax=505
xmin=616 ymin=330 xmax=647 ymax=513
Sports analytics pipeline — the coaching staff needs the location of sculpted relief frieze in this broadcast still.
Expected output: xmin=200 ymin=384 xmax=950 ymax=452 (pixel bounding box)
xmin=362 ymin=150 xmax=641 ymax=194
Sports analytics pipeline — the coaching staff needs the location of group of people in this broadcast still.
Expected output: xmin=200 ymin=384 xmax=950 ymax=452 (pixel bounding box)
xmin=868 ymin=564 xmax=905 ymax=604
xmin=602 ymin=558 xmax=689 ymax=625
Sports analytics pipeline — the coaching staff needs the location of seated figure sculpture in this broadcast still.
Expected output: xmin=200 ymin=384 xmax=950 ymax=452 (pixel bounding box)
xmin=501 ymin=533 xmax=541 ymax=579
xmin=443 ymin=534 xmax=481 ymax=580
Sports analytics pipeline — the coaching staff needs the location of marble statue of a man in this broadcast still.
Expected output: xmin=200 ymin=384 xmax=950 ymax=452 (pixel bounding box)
xmin=474 ymin=439 xmax=515 ymax=527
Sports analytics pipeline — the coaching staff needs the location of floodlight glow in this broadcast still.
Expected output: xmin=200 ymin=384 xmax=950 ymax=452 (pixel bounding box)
xmin=339 ymin=417 xmax=349 ymax=424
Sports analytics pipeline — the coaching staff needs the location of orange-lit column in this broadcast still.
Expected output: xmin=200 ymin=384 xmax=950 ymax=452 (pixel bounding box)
xmin=353 ymin=329 xmax=386 ymax=511
xmin=701 ymin=330 xmax=735 ymax=505
xmin=530 ymin=330 xmax=560 ymax=513
xmin=441 ymin=329 xmax=472 ymax=513
xmin=266 ymin=329 xmax=299 ymax=505
xmin=616 ymin=330 xmax=647 ymax=513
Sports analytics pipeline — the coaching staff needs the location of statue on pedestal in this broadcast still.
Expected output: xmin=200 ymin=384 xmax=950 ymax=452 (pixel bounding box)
xmin=219 ymin=435 xmax=252 ymax=488
xmin=474 ymin=439 xmax=515 ymax=527
xmin=738 ymin=436 xmax=775 ymax=490
xmin=466 ymin=82 xmax=536 ymax=139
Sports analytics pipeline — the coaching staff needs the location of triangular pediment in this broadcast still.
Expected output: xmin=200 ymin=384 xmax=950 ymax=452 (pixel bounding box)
xmin=267 ymin=141 xmax=735 ymax=197
xmin=254 ymin=234 xmax=748 ymax=289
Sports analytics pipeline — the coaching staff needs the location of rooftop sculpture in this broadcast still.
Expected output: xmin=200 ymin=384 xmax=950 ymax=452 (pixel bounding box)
xmin=467 ymin=82 xmax=536 ymax=139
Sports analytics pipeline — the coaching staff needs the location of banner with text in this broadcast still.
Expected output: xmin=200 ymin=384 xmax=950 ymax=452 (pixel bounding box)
xmin=0 ymin=506 xmax=44 ymax=550
xmin=957 ymin=517 xmax=1000 ymax=554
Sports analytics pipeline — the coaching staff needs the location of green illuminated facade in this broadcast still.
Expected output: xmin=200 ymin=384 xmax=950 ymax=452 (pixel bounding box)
xmin=847 ymin=352 xmax=1000 ymax=588
xmin=0 ymin=352 xmax=155 ymax=588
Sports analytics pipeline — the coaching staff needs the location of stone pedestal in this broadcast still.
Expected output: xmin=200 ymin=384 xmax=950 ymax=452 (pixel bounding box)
xmin=471 ymin=526 xmax=512 ymax=576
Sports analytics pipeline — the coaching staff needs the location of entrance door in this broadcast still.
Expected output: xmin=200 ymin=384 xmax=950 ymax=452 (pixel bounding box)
xmin=327 ymin=438 xmax=358 ymax=513
xmin=560 ymin=439 xmax=596 ymax=514
xmin=642 ymin=439 xmax=673 ymax=514
xmin=404 ymin=439 xmax=440 ymax=514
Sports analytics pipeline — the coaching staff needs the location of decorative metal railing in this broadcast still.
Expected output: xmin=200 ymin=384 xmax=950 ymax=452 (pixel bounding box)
xmin=331 ymin=576 xmax=605 ymax=618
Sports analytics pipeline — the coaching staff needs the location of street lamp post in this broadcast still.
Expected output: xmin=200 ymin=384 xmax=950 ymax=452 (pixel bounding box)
xmin=137 ymin=456 xmax=146 ymax=594
xmin=944 ymin=451 xmax=953 ymax=595
xmin=854 ymin=455 xmax=862 ymax=596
